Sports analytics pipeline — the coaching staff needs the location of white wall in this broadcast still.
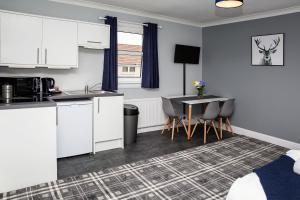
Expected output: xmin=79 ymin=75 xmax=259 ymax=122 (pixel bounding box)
xmin=0 ymin=48 xmax=104 ymax=91
xmin=0 ymin=0 xmax=202 ymax=99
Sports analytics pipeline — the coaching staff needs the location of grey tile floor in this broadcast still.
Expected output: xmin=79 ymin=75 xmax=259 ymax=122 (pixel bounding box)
xmin=57 ymin=126 xmax=234 ymax=179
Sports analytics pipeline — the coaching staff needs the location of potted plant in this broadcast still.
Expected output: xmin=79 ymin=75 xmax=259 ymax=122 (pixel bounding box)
xmin=192 ymin=80 xmax=205 ymax=97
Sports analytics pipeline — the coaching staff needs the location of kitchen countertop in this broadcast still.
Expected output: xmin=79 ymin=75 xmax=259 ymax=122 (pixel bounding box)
xmin=0 ymin=90 xmax=124 ymax=110
xmin=49 ymin=90 xmax=124 ymax=100
xmin=0 ymin=100 xmax=57 ymax=110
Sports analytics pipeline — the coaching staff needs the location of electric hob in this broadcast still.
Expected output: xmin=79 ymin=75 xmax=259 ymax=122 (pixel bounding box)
xmin=0 ymin=96 xmax=50 ymax=104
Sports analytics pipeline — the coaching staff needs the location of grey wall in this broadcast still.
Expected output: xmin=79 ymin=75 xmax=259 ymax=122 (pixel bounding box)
xmin=203 ymin=13 xmax=300 ymax=143
xmin=0 ymin=0 xmax=202 ymax=99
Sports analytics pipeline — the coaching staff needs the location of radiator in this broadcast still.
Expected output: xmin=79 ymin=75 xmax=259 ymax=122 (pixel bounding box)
xmin=125 ymin=98 xmax=167 ymax=129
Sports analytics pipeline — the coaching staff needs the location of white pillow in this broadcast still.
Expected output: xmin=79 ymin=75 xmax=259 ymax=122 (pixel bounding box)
xmin=294 ymin=159 xmax=300 ymax=175
xmin=286 ymin=150 xmax=300 ymax=161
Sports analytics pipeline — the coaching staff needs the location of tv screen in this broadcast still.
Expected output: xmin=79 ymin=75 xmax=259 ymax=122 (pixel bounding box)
xmin=174 ymin=44 xmax=200 ymax=64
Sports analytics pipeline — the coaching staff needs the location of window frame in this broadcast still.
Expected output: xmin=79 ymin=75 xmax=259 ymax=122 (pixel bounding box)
xmin=117 ymin=22 xmax=143 ymax=89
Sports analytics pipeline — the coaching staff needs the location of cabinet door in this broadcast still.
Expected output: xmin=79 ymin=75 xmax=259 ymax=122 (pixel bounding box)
xmin=94 ymin=96 xmax=124 ymax=142
xmin=42 ymin=18 xmax=78 ymax=68
xmin=0 ymin=13 xmax=42 ymax=67
xmin=0 ymin=107 xmax=57 ymax=193
xmin=78 ymin=23 xmax=110 ymax=49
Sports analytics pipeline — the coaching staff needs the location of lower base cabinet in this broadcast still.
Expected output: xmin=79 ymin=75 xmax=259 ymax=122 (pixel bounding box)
xmin=93 ymin=96 xmax=124 ymax=152
xmin=0 ymin=107 xmax=57 ymax=193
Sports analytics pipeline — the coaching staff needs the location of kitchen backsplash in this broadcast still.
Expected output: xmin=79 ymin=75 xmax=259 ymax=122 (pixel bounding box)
xmin=0 ymin=48 xmax=104 ymax=91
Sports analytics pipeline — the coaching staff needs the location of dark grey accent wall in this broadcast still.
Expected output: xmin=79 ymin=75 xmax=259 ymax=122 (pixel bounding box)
xmin=203 ymin=13 xmax=300 ymax=143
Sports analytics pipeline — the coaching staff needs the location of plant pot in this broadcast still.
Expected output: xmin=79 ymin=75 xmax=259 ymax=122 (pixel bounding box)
xmin=197 ymin=87 xmax=205 ymax=97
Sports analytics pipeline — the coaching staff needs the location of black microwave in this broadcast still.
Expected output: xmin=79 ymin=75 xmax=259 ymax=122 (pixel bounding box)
xmin=0 ymin=77 xmax=41 ymax=97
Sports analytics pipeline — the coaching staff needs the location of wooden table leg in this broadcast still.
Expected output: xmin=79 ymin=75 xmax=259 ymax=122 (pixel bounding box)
xmin=187 ymin=105 xmax=192 ymax=140
xmin=219 ymin=118 xmax=223 ymax=139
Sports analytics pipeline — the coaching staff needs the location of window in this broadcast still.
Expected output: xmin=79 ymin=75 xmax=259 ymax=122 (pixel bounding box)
xmin=117 ymin=22 xmax=143 ymax=88
xmin=122 ymin=66 xmax=128 ymax=72
xmin=129 ymin=67 xmax=135 ymax=72
xmin=118 ymin=32 xmax=142 ymax=78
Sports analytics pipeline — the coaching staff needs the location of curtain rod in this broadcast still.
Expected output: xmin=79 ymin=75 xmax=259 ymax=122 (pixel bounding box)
xmin=98 ymin=17 xmax=163 ymax=29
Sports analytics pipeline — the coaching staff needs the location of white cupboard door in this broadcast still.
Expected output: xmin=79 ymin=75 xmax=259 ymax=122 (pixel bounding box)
xmin=0 ymin=107 xmax=57 ymax=193
xmin=78 ymin=23 xmax=110 ymax=49
xmin=42 ymin=19 xmax=78 ymax=68
xmin=0 ymin=13 xmax=42 ymax=67
xmin=94 ymin=96 xmax=124 ymax=142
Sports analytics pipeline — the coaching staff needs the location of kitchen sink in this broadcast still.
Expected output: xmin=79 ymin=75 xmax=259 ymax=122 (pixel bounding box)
xmin=63 ymin=90 xmax=113 ymax=95
xmin=89 ymin=90 xmax=114 ymax=94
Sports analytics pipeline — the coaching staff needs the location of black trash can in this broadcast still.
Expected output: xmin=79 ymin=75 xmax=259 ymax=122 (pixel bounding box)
xmin=124 ymin=104 xmax=139 ymax=145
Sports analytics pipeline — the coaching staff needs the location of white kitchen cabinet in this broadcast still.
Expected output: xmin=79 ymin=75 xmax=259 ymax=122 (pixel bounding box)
xmin=0 ymin=10 xmax=111 ymax=68
xmin=0 ymin=12 xmax=43 ymax=67
xmin=42 ymin=18 xmax=78 ymax=68
xmin=0 ymin=107 xmax=57 ymax=193
xmin=78 ymin=22 xmax=110 ymax=49
xmin=93 ymin=96 xmax=124 ymax=152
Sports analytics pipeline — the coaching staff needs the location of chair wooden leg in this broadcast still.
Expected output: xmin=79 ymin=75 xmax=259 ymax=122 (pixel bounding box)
xmin=176 ymin=122 xmax=179 ymax=133
xmin=207 ymin=126 xmax=211 ymax=134
xmin=211 ymin=121 xmax=220 ymax=140
xmin=224 ymin=121 xmax=230 ymax=132
xmin=219 ymin=118 xmax=223 ymax=139
xmin=171 ymin=118 xmax=176 ymax=140
xmin=204 ymin=121 xmax=207 ymax=144
xmin=191 ymin=122 xmax=199 ymax=138
xmin=226 ymin=118 xmax=234 ymax=134
xmin=182 ymin=120 xmax=188 ymax=135
xmin=161 ymin=117 xmax=170 ymax=135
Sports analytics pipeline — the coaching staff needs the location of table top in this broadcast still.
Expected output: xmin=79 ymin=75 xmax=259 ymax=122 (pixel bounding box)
xmin=170 ymin=95 xmax=230 ymax=105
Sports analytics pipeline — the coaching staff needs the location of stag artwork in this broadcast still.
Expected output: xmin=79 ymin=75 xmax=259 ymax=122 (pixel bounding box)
xmin=254 ymin=37 xmax=281 ymax=66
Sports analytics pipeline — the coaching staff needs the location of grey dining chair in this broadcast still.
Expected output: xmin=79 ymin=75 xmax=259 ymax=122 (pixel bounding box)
xmin=191 ymin=101 xmax=220 ymax=144
xmin=219 ymin=99 xmax=235 ymax=139
xmin=161 ymin=97 xmax=188 ymax=140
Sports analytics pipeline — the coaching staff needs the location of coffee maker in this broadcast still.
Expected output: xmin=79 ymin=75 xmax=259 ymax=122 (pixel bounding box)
xmin=41 ymin=78 xmax=55 ymax=95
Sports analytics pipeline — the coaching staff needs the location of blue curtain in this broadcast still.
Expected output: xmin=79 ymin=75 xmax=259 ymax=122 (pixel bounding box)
xmin=102 ymin=16 xmax=118 ymax=91
xmin=142 ymin=23 xmax=159 ymax=89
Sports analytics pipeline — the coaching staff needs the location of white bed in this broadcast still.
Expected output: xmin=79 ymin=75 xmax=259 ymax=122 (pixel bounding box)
xmin=226 ymin=150 xmax=300 ymax=200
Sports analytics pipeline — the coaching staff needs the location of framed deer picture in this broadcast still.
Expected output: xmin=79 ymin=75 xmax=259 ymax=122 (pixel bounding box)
xmin=251 ymin=33 xmax=284 ymax=66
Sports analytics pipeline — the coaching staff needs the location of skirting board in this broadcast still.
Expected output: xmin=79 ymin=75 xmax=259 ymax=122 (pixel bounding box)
xmin=94 ymin=139 xmax=124 ymax=152
xmin=232 ymin=126 xmax=300 ymax=150
xmin=138 ymin=124 xmax=300 ymax=150
xmin=138 ymin=125 xmax=164 ymax=134
xmin=137 ymin=122 xmax=197 ymax=134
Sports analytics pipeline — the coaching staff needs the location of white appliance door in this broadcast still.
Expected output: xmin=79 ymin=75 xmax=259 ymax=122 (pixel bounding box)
xmin=57 ymin=101 xmax=93 ymax=158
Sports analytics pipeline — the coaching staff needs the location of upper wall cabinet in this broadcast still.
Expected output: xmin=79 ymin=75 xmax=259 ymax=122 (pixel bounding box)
xmin=78 ymin=22 xmax=110 ymax=49
xmin=0 ymin=13 xmax=43 ymax=68
xmin=42 ymin=19 xmax=78 ymax=68
xmin=0 ymin=10 xmax=110 ymax=69
xmin=0 ymin=12 xmax=78 ymax=69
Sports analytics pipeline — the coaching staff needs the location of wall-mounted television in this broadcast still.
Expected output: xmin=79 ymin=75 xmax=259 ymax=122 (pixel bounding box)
xmin=174 ymin=44 xmax=200 ymax=64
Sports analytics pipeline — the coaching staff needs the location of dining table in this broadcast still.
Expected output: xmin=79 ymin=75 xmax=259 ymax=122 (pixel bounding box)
xmin=169 ymin=95 xmax=229 ymax=140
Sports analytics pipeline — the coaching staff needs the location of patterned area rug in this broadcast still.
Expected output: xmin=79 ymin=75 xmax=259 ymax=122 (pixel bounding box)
xmin=1 ymin=136 xmax=287 ymax=200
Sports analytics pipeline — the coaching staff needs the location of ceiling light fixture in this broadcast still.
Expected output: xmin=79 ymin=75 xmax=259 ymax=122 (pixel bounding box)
xmin=215 ymin=0 xmax=243 ymax=8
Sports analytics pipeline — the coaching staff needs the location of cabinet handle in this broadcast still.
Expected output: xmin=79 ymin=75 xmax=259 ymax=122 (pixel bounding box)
xmin=56 ymin=107 xmax=58 ymax=126
xmin=37 ymin=48 xmax=40 ymax=64
xmin=87 ymin=41 xmax=102 ymax=44
xmin=45 ymin=48 xmax=48 ymax=64
xmin=98 ymin=98 xmax=100 ymax=114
